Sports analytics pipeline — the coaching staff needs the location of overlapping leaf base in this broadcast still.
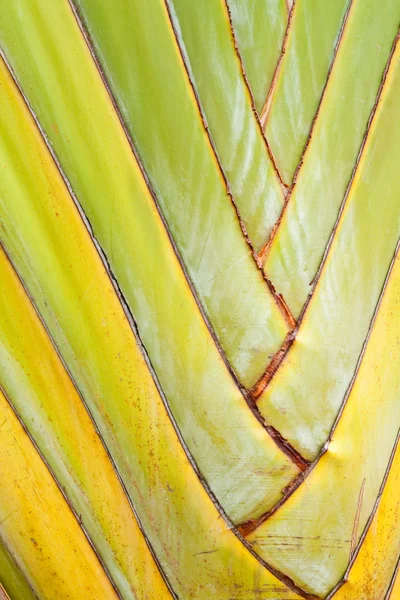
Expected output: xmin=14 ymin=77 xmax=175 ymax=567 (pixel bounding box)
xmin=0 ymin=1 xmax=399 ymax=598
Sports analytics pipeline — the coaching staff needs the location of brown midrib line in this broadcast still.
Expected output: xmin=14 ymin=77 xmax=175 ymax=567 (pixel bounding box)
xmin=252 ymin=30 xmax=400 ymax=399
xmin=223 ymin=0 xmax=288 ymax=189
xmin=164 ymin=0 xmax=291 ymax=326
xmin=2 ymin=20 xmax=308 ymax=595
xmin=258 ymin=0 xmax=355 ymax=261
xmin=67 ymin=0 xmax=302 ymax=464
xmin=65 ymin=1 xmax=247 ymax=394
xmin=241 ymin=235 xmax=400 ymax=537
xmin=259 ymin=0 xmax=297 ymax=129
xmin=0 ymin=383 xmax=124 ymax=600
xmin=290 ymin=0 xmax=355 ymax=186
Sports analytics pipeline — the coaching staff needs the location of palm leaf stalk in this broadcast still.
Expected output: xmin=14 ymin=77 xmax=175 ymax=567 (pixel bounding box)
xmin=0 ymin=1 xmax=399 ymax=598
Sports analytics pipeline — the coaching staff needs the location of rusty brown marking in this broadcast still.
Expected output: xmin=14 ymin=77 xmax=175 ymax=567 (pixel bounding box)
xmin=350 ymin=478 xmax=366 ymax=559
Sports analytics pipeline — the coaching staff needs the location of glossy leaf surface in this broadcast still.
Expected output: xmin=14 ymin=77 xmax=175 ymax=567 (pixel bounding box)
xmin=264 ymin=0 xmax=400 ymax=317
xmin=0 ymin=0 xmax=399 ymax=598
xmin=263 ymin=0 xmax=351 ymax=182
xmin=258 ymin=42 xmax=400 ymax=459
xmin=0 ymin=2 xmax=298 ymax=528
xmin=227 ymin=0 xmax=287 ymax=112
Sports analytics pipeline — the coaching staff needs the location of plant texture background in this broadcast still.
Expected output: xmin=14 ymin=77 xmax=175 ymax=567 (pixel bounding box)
xmin=0 ymin=0 xmax=399 ymax=598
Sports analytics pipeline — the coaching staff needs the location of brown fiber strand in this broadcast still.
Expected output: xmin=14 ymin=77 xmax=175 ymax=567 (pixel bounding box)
xmin=349 ymin=478 xmax=366 ymax=558
xmin=241 ymin=236 xmax=400 ymax=536
xmin=69 ymin=0 xmax=300 ymax=467
xmin=252 ymin=32 xmax=400 ymax=398
xmin=0 ymin=382 xmax=123 ymax=600
xmin=259 ymin=0 xmax=297 ymax=128
xmin=163 ymin=0 xmax=294 ymax=327
xmin=223 ymin=0 xmax=287 ymax=189
xmin=290 ymin=0 xmax=355 ymax=186
xmin=5 ymin=7 xmax=311 ymax=591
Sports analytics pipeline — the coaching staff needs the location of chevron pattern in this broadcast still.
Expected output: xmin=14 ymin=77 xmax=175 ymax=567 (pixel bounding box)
xmin=0 ymin=0 xmax=399 ymax=598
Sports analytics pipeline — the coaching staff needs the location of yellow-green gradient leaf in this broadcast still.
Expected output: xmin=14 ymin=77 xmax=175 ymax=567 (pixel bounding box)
xmin=69 ymin=0 xmax=289 ymax=385
xmin=249 ymin=251 xmax=400 ymax=596
xmin=0 ymin=4 xmax=298 ymax=525
xmin=258 ymin=42 xmax=400 ymax=459
xmin=264 ymin=0 xmax=400 ymax=317
xmin=0 ymin=53 xmax=305 ymax=599
xmin=0 ymin=389 xmax=118 ymax=600
xmin=0 ymin=246 xmax=171 ymax=600
xmin=264 ymin=0 xmax=351 ymax=182
xmin=167 ymin=0 xmax=284 ymax=250
xmin=226 ymin=0 xmax=287 ymax=113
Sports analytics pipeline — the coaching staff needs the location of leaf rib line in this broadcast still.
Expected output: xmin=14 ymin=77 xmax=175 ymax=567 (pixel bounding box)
xmin=163 ymin=0 xmax=292 ymax=326
xmin=0 ymin=55 xmax=178 ymax=600
xmin=259 ymin=0 xmax=297 ymax=129
xmin=290 ymin=0 xmax=355 ymax=186
xmin=252 ymin=31 xmax=400 ymax=398
xmin=67 ymin=0 xmax=258 ymax=397
xmin=1 ymin=33 xmax=310 ymax=595
xmin=258 ymin=0 xmax=355 ymax=261
xmin=67 ymin=0 xmax=303 ymax=464
xmin=241 ymin=235 xmax=400 ymax=536
xmin=223 ymin=0 xmax=288 ymax=190
xmin=0 ymin=382 xmax=123 ymax=600
xmin=162 ymin=0 xmax=261 ymax=247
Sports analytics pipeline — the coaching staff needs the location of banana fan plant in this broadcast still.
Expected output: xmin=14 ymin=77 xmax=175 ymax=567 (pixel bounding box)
xmin=0 ymin=0 xmax=399 ymax=598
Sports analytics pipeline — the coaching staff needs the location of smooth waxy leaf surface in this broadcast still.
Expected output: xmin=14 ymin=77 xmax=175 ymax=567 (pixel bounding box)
xmin=227 ymin=0 xmax=287 ymax=113
xmin=258 ymin=42 xmax=400 ymax=459
xmin=0 ymin=0 xmax=298 ymax=527
xmin=71 ymin=0 xmax=289 ymax=387
xmin=0 ymin=246 xmax=171 ymax=600
xmin=264 ymin=0 xmax=351 ymax=183
xmin=250 ymin=249 xmax=400 ymax=595
xmin=264 ymin=0 xmax=400 ymax=316
xmin=167 ymin=0 xmax=284 ymax=251
xmin=0 ymin=0 xmax=399 ymax=597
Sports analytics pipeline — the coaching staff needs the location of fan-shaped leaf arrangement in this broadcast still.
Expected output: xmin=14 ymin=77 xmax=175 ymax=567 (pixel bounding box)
xmin=0 ymin=1 xmax=399 ymax=598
